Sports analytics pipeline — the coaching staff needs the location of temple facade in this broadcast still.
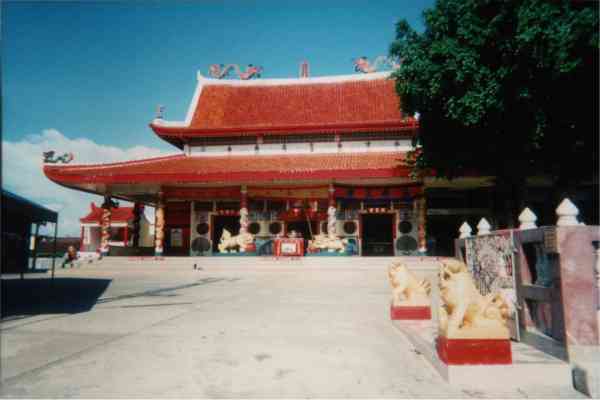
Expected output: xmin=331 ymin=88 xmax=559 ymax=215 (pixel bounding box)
xmin=45 ymin=71 xmax=431 ymax=257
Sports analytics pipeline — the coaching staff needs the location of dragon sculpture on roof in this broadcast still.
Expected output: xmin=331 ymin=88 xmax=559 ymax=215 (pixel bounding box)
xmin=42 ymin=151 xmax=74 ymax=164
xmin=208 ymin=64 xmax=263 ymax=80
xmin=353 ymin=56 xmax=400 ymax=73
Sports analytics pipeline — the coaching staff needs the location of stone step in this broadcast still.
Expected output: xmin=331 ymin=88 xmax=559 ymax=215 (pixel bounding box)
xmin=392 ymin=320 xmax=574 ymax=390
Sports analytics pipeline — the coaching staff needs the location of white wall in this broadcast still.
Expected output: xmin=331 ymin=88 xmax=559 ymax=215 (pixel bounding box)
xmin=189 ymin=139 xmax=413 ymax=157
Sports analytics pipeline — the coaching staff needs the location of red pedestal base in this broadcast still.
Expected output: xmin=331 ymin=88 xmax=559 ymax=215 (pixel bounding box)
xmin=390 ymin=305 xmax=431 ymax=320
xmin=436 ymin=336 xmax=512 ymax=365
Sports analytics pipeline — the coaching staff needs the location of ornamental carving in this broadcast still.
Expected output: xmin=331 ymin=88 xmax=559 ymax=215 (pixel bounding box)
xmin=43 ymin=151 xmax=74 ymax=164
xmin=353 ymin=56 xmax=399 ymax=73
xmin=208 ymin=64 xmax=263 ymax=80
xmin=155 ymin=205 xmax=165 ymax=254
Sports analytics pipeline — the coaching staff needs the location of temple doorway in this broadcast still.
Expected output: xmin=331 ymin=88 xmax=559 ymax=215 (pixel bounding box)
xmin=361 ymin=214 xmax=394 ymax=256
xmin=212 ymin=216 xmax=240 ymax=252
xmin=285 ymin=220 xmax=317 ymax=240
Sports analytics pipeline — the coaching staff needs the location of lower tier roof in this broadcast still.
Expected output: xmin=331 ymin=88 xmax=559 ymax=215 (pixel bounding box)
xmin=44 ymin=152 xmax=414 ymax=201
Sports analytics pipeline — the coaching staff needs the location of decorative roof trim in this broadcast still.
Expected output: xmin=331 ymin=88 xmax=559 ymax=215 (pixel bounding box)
xmin=45 ymin=154 xmax=185 ymax=170
xmin=196 ymin=70 xmax=392 ymax=86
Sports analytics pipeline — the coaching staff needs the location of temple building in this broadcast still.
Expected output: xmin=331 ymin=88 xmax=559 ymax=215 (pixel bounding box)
xmin=79 ymin=202 xmax=153 ymax=255
xmin=44 ymin=70 xmax=448 ymax=257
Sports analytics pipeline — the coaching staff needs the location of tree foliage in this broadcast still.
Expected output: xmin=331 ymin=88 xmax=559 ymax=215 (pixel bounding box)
xmin=390 ymin=0 xmax=598 ymax=185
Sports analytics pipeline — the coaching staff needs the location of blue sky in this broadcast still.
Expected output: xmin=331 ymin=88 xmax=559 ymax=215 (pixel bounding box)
xmin=2 ymin=0 xmax=433 ymax=235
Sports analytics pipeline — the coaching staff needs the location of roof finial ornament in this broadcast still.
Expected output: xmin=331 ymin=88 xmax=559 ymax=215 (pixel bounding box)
xmin=208 ymin=64 xmax=263 ymax=80
xmin=352 ymin=56 xmax=400 ymax=73
xmin=299 ymin=60 xmax=309 ymax=78
xmin=156 ymin=105 xmax=164 ymax=119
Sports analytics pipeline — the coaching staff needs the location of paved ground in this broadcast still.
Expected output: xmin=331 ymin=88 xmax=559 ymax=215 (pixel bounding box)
xmin=0 ymin=261 xmax=585 ymax=398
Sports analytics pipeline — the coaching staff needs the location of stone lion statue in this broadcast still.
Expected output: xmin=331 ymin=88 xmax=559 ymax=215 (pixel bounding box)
xmin=388 ymin=262 xmax=431 ymax=307
xmin=438 ymin=259 xmax=510 ymax=339
xmin=218 ymin=229 xmax=254 ymax=253
xmin=308 ymin=233 xmax=348 ymax=253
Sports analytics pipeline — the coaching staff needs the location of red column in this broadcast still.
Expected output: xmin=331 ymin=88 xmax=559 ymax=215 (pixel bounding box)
xmin=80 ymin=226 xmax=84 ymax=251
xmin=100 ymin=196 xmax=112 ymax=256
xmin=154 ymin=192 xmax=165 ymax=256
xmin=417 ymin=196 xmax=427 ymax=254
xmin=124 ymin=226 xmax=129 ymax=247
xmin=240 ymin=186 xmax=248 ymax=209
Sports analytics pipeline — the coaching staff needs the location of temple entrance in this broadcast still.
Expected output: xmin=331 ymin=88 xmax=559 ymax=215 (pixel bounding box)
xmin=212 ymin=216 xmax=240 ymax=252
xmin=285 ymin=220 xmax=317 ymax=240
xmin=361 ymin=214 xmax=394 ymax=256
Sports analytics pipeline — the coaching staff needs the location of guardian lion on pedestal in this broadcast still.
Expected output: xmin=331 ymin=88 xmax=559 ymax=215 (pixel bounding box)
xmin=438 ymin=259 xmax=510 ymax=339
xmin=388 ymin=262 xmax=431 ymax=306
xmin=308 ymin=234 xmax=348 ymax=253
xmin=218 ymin=229 xmax=254 ymax=253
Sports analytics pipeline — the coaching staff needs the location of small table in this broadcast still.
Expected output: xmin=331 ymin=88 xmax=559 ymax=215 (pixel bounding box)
xmin=274 ymin=238 xmax=305 ymax=257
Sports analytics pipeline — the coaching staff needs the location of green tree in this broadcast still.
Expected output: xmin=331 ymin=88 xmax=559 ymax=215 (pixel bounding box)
xmin=390 ymin=0 xmax=598 ymax=218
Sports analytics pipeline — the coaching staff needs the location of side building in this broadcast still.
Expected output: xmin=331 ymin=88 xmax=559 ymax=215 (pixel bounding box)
xmin=1 ymin=190 xmax=58 ymax=273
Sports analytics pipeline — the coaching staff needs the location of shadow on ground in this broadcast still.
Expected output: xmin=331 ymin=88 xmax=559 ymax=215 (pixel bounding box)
xmin=1 ymin=277 xmax=112 ymax=319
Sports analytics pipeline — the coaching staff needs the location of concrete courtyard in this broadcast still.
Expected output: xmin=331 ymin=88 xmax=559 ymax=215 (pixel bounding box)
xmin=0 ymin=258 xmax=584 ymax=398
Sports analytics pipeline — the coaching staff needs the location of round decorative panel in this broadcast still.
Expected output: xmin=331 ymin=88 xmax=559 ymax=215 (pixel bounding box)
xmin=343 ymin=221 xmax=357 ymax=235
xmin=398 ymin=221 xmax=413 ymax=234
xmin=196 ymin=222 xmax=209 ymax=235
xmin=269 ymin=222 xmax=282 ymax=235
xmin=191 ymin=237 xmax=211 ymax=252
xmin=396 ymin=236 xmax=418 ymax=252
xmin=248 ymin=222 xmax=261 ymax=235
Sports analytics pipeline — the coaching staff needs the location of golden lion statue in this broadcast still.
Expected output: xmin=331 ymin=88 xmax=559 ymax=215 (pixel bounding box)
xmin=308 ymin=234 xmax=348 ymax=253
xmin=388 ymin=262 xmax=431 ymax=307
xmin=438 ymin=259 xmax=510 ymax=339
xmin=218 ymin=229 xmax=254 ymax=253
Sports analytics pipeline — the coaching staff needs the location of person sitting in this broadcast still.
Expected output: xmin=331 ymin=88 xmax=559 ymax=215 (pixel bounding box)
xmin=61 ymin=245 xmax=79 ymax=268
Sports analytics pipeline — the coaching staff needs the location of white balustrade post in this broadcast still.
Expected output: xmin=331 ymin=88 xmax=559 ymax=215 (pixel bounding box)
xmin=518 ymin=207 xmax=538 ymax=230
xmin=556 ymin=198 xmax=580 ymax=226
xmin=593 ymin=241 xmax=600 ymax=340
xmin=477 ymin=218 xmax=491 ymax=236
xmin=459 ymin=222 xmax=472 ymax=239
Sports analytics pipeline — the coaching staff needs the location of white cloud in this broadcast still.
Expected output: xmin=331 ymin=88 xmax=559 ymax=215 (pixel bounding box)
xmin=2 ymin=129 xmax=174 ymax=237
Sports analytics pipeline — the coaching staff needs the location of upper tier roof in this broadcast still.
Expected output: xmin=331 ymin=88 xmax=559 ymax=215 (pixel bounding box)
xmin=150 ymin=72 xmax=417 ymax=148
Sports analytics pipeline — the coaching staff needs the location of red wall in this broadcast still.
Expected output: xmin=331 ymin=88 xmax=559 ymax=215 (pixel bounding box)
xmin=164 ymin=201 xmax=190 ymax=255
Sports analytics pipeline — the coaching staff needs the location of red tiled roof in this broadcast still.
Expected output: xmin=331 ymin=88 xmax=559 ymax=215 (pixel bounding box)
xmin=80 ymin=202 xmax=134 ymax=223
xmin=45 ymin=152 xmax=411 ymax=186
xmin=150 ymin=76 xmax=417 ymax=146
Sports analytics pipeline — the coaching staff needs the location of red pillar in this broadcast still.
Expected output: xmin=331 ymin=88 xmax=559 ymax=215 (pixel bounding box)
xmin=100 ymin=195 xmax=112 ymax=256
xmin=124 ymin=226 xmax=129 ymax=247
xmin=417 ymin=196 xmax=427 ymax=254
xmin=80 ymin=226 xmax=84 ymax=251
xmin=155 ymin=192 xmax=165 ymax=256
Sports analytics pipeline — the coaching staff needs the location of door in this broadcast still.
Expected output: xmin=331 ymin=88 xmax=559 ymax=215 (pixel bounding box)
xmin=361 ymin=214 xmax=394 ymax=256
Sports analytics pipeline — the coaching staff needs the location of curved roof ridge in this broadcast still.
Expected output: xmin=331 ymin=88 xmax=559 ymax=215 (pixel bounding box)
xmin=196 ymin=71 xmax=393 ymax=86
xmin=43 ymin=153 xmax=184 ymax=171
